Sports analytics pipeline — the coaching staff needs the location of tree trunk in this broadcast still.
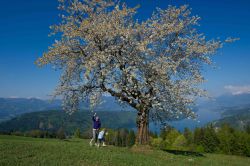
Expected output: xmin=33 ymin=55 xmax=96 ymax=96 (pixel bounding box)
xmin=136 ymin=110 xmax=149 ymax=145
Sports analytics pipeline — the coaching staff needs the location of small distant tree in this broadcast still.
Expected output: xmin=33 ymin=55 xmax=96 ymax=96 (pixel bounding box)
xmin=183 ymin=127 xmax=193 ymax=145
xmin=127 ymin=130 xmax=136 ymax=147
xmin=82 ymin=128 xmax=92 ymax=139
xmin=105 ymin=129 xmax=115 ymax=145
xmin=165 ymin=129 xmax=181 ymax=146
xmin=150 ymin=137 xmax=164 ymax=149
xmin=230 ymin=131 xmax=249 ymax=156
xmin=160 ymin=130 xmax=167 ymax=141
xmin=29 ymin=130 xmax=44 ymax=138
xmin=57 ymin=127 xmax=66 ymax=140
xmin=172 ymin=135 xmax=187 ymax=149
xmin=194 ymin=127 xmax=205 ymax=145
xmin=36 ymin=0 xmax=234 ymax=144
xmin=115 ymin=129 xmax=122 ymax=146
xmin=74 ymin=128 xmax=81 ymax=138
xmin=217 ymin=124 xmax=235 ymax=154
xmin=11 ymin=131 xmax=24 ymax=137
xmin=160 ymin=126 xmax=173 ymax=140
xmin=121 ymin=128 xmax=129 ymax=147
xmin=202 ymin=125 xmax=219 ymax=152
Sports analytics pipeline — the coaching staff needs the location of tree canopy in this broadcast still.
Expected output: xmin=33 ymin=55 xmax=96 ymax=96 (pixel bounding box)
xmin=36 ymin=0 xmax=233 ymax=144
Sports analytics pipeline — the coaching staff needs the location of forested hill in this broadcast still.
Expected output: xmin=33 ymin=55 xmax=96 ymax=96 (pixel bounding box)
xmin=0 ymin=110 xmax=136 ymax=135
xmin=212 ymin=109 xmax=250 ymax=130
xmin=0 ymin=98 xmax=61 ymax=121
xmin=0 ymin=97 xmax=134 ymax=122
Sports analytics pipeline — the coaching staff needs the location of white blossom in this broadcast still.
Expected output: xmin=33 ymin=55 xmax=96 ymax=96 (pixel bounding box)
xmin=36 ymin=0 xmax=228 ymax=123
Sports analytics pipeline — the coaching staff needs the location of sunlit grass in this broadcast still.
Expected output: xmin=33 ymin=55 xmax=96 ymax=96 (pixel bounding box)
xmin=0 ymin=135 xmax=249 ymax=166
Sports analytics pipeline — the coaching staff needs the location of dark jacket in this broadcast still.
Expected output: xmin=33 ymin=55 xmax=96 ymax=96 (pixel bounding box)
xmin=92 ymin=116 xmax=101 ymax=129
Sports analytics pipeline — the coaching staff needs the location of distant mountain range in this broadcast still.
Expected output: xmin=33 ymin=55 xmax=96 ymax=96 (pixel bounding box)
xmin=0 ymin=110 xmax=136 ymax=135
xmin=197 ymin=93 xmax=250 ymax=112
xmin=0 ymin=97 xmax=134 ymax=122
xmin=0 ymin=98 xmax=61 ymax=121
xmin=211 ymin=105 xmax=250 ymax=130
xmin=158 ymin=93 xmax=250 ymax=131
xmin=0 ymin=93 xmax=250 ymax=132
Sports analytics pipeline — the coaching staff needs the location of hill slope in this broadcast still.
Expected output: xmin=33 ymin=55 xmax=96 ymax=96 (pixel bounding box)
xmin=213 ymin=112 xmax=250 ymax=130
xmin=210 ymin=105 xmax=250 ymax=130
xmin=0 ymin=98 xmax=61 ymax=121
xmin=0 ymin=110 xmax=136 ymax=134
xmin=0 ymin=97 xmax=134 ymax=122
xmin=1 ymin=135 xmax=250 ymax=166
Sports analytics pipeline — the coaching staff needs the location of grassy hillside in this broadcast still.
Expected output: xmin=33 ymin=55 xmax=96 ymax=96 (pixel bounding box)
xmin=0 ymin=110 xmax=136 ymax=134
xmin=0 ymin=135 xmax=249 ymax=166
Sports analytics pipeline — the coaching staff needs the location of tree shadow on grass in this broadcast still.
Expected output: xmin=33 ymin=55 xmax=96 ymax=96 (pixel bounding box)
xmin=163 ymin=149 xmax=205 ymax=157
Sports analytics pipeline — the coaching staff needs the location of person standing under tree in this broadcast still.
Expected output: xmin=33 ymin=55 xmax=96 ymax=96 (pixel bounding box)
xmin=89 ymin=113 xmax=101 ymax=146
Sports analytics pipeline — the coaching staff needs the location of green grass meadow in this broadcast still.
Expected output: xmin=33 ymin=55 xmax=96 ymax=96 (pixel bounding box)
xmin=0 ymin=135 xmax=249 ymax=166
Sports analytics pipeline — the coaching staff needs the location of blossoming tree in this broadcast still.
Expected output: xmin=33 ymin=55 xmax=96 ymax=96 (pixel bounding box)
xmin=36 ymin=0 xmax=231 ymax=144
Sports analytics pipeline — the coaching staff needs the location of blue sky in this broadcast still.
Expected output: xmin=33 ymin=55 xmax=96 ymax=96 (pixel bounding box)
xmin=0 ymin=0 xmax=250 ymax=99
